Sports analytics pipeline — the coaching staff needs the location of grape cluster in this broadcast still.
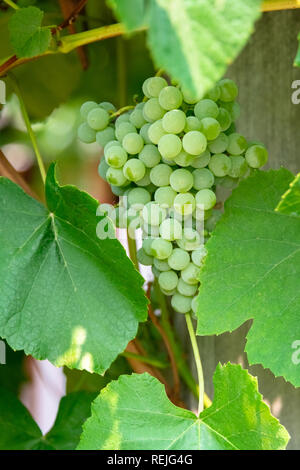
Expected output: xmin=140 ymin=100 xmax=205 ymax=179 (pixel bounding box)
xmin=78 ymin=76 xmax=268 ymax=316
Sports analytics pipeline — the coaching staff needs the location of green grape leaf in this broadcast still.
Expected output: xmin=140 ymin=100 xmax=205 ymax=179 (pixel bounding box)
xmin=107 ymin=0 xmax=147 ymax=31
xmin=0 ymin=163 xmax=148 ymax=374
xmin=196 ymin=169 xmax=300 ymax=386
xmin=77 ymin=364 xmax=289 ymax=450
xmin=8 ymin=6 xmax=52 ymax=59
xmin=0 ymin=388 xmax=94 ymax=450
xmin=148 ymin=0 xmax=261 ymax=96
xmin=276 ymin=173 xmax=300 ymax=217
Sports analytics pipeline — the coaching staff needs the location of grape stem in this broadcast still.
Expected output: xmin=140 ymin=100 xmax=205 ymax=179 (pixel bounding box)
xmin=185 ymin=312 xmax=205 ymax=416
xmin=127 ymin=232 xmax=139 ymax=271
xmin=121 ymin=351 xmax=169 ymax=369
xmin=3 ymin=0 xmax=19 ymax=9
xmin=8 ymin=73 xmax=47 ymax=184
xmin=110 ymin=105 xmax=135 ymax=121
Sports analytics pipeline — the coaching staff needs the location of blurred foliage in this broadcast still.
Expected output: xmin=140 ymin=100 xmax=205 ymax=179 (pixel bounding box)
xmin=0 ymin=340 xmax=27 ymax=395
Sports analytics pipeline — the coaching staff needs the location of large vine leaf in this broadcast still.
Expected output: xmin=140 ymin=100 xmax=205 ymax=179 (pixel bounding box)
xmin=0 ymin=388 xmax=95 ymax=450
xmin=8 ymin=6 xmax=52 ymax=59
xmin=276 ymin=173 xmax=300 ymax=217
xmin=107 ymin=0 xmax=147 ymax=30
xmin=196 ymin=169 xmax=300 ymax=386
xmin=77 ymin=364 xmax=289 ymax=450
xmin=0 ymin=164 xmax=148 ymax=374
xmin=109 ymin=0 xmax=262 ymax=96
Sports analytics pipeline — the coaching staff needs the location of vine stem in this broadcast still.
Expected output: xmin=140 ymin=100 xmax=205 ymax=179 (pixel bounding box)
xmin=3 ymin=0 xmax=19 ymax=9
xmin=185 ymin=313 xmax=204 ymax=416
xmin=121 ymin=351 xmax=169 ymax=369
xmin=262 ymin=0 xmax=300 ymax=11
xmin=8 ymin=74 xmax=47 ymax=184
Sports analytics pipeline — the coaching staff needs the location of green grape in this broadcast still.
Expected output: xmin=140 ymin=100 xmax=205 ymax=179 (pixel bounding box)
xmin=191 ymin=296 xmax=198 ymax=315
xmin=143 ymin=237 xmax=156 ymax=256
xmin=104 ymin=140 xmax=121 ymax=152
xmin=245 ymin=144 xmax=268 ymax=168
xmin=216 ymin=107 xmax=232 ymax=131
xmin=159 ymin=270 xmax=178 ymax=291
xmin=150 ymin=163 xmax=173 ymax=187
xmin=215 ymin=176 xmax=239 ymax=189
xmin=142 ymin=202 xmax=166 ymax=226
xmin=191 ymin=247 xmax=207 ymax=267
xmin=174 ymin=151 xmax=195 ymax=167
xmin=208 ymin=154 xmax=232 ymax=177
xmin=227 ymin=133 xmax=247 ymax=155
xmin=177 ymin=278 xmax=198 ymax=297
xmin=208 ymin=133 xmax=229 ymax=154
xmin=154 ymin=258 xmax=171 ymax=272
xmin=228 ymin=156 xmax=248 ymax=178
xmin=194 ymin=99 xmax=219 ymax=120
xmin=87 ymin=107 xmax=109 ymax=130
xmin=181 ymin=87 xmax=203 ymax=104
xmin=159 ymin=218 xmax=182 ymax=241
xmin=127 ymin=187 xmax=151 ymax=208
xmin=162 ymin=158 xmax=177 ymax=166
xmin=77 ymin=122 xmax=96 ymax=143
xmin=96 ymin=127 xmax=115 ymax=147
xmin=122 ymin=133 xmax=144 ymax=154
xmin=105 ymin=145 xmax=128 ymax=168
xmin=162 ymin=109 xmax=186 ymax=134
xmin=111 ymin=185 xmax=128 ymax=196
xmin=123 ymin=158 xmax=146 ymax=182
xmin=154 ymin=186 xmax=177 ymax=208
xmin=80 ymin=101 xmax=98 ymax=119
xmin=190 ymin=150 xmax=211 ymax=169
xmin=147 ymin=76 xmax=168 ymax=97
xmin=139 ymin=144 xmax=161 ymax=168
xmin=158 ymin=134 xmax=182 ymax=160
xmin=182 ymin=131 xmax=207 ymax=155
xmin=99 ymin=101 xmax=116 ymax=113
xmin=205 ymin=85 xmax=221 ymax=102
xmin=115 ymin=113 xmax=131 ymax=126
xmin=135 ymin=169 xmax=151 ymax=187
xmin=177 ymin=228 xmax=202 ymax=251
xmin=148 ymin=119 xmax=167 ymax=145
xmin=220 ymin=101 xmax=240 ymax=121
xmin=218 ymin=78 xmax=238 ymax=102
xmin=143 ymin=98 xmax=165 ymax=122
xmin=142 ymin=77 xmax=152 ymax=98
xmin=200 ymin=117 xmax=221 ymax=141
xmin=170 ymin=168 xmax=193 ymax=193
xmin=142 ymin=221 xmax=160 ymax=238
xmin=195 ymin=188 xmax=217 ymax=210
xmin=171 ymin=293 xmax=192 ymax=314
xmin=193 ymin=168 xmax=214 ymax=190
xmin=184 ymin=116 xmax=201 ymax=132
xmin=106 ymin=167 xmax=128 ymax=186
xmin=168 ymin=248 xmax=190 ymax=271
xmin=130 ymin=106 xmax=147 ymax=128
xmin=161 ymin=287 xmax=177 ymax=296
xmin=174 ymin=193 xmax=195 ymax=215
xmin=98 ymin=158 xmax=109 ymax=180
xmin=137 ymin=248 xmax=153 ymax=266
xmin=115 ymin=122 xmax=137 ymax=142
xmin=151 ymin=238 xmax=173 ymax=260
xmin=152 ymin=265 xmax=161 ymax=279
xmin=159 ymin=86 xmax=183 ymax=110
xmin=181 ymin=262 xmax=200 ymax=285
xmin=139 ymin=123 xmax=152 ymax=144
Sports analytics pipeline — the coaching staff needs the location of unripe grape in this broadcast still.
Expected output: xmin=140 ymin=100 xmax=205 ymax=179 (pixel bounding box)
xmin=78 ymin=123 xmax=96 ymax=143
xmin=99 ymin=101 xmax=116 ymax=113
xmin=200 ymin=117 xmax=221 ymax=141
xmin=182 ymin=131 xmax=207 ymax=155
xmin=168 ymin=248 xmax=190 ymax=271
xmin=228 ymin=156 xmax=248 ymax=178
xmin=174 ymin=193 xmax=195 ymax=215
xmin=170 ymin=169 xmax=193 ymax=193
xmin=87 ymin=107 xmax=109 ymax=130
xmin=158 ymin=134 xmax=182 ymax=160
xmin=171 ymin=293 xmax=192 ymax=314
xmin=226 ymin=133 xmax=247 ymax=155
xmin=130 ymin=106 xmax=147 ymax=128
xmin=208 ymin=154 xmax=232 ymax=177
xmin=122 ymin=133 xmax=144 ymax=154
xmin=142 ymin=202 xmax=167 ymax=226
xmin=96 ymin=127 xmax=115 ymax=147
xmin=139 ymin=144 xmax=161 ymax=168
xmin=184 ymin=116 xmax=202 ymax=132
xmin=116 ymin=122 xmax=137 ymax=142
xmin=123 ymin=159 xmax=146 ymax=182
xmin=150 ymin=164 xmax=173 ymax=187
xmin=140 ymin=123 xmax=152 ymax=144
xmin=137 ymin=248 xmax=153 ymax=266
xmin=177 ymin=228 xmax=202 ymax=251
xmin=181 ymin=262 xmax=200 ymax=285
xmin=174 ymin=151 xmax=195 ymax=167
xmin=162 ymin=109 xmax=186 ymax=134
xmin=143 ymin=98 xmax=165 ymax=122
xmin=245 ymin=145 xmax=268 ymax=168
xmin=154 ymin=258 xmax=171 ymax=272
xmin=154 ymin=186 xmax=177 ymax=208
xmin=177 ymin=278 xmax=198 ymax=297
xmin=106 ymin=167 xmax=128 ymax=186
xmin=98 ymin=158 xmax=109 ymax=180
xmin=190 ymin=150 xmax=211 ymax=169
xmin=194 ymin=99 xmax=219 ymax=120
xmin=151 ymin=238 xmax=173 ymax=260
xmin=159 ymin=270 xmax=178 ymax=291
xmin=148 ymin=119 xmax=167 ymax=144
xmin=128 ymin=187 xmax=151 ymax=208
xmin=159 ymin=86 xmax=183 ymax=110
xmin=191 ymin=247 xmax=207 ymax=267
xmin=195 ymin=188 xmax=217 ymax=210
xmin=159 ymin=218 xmax=183 ymax=241
xmin=218 ymin=78 xmax=238 ymax=102
xmin=208 ymin=133 xmax=228 ymax=154
xmin=216 ymin=107 xmax=232 ymax=131
xmin=193 ymin=168 xmax=214 ymax=190
xmin=147 ymin=76 xmax=168 ymax=97
xmin=80 ymin=101 xmax=98 ymax=119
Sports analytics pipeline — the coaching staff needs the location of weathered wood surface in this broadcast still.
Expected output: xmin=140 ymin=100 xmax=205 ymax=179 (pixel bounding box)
xmin=187 ymin=10 xmax=300 ymax=450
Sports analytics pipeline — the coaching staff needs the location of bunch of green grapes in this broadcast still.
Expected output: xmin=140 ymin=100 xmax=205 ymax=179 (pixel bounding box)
xmin=78 ymin=76 xmax=268 ymax=316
